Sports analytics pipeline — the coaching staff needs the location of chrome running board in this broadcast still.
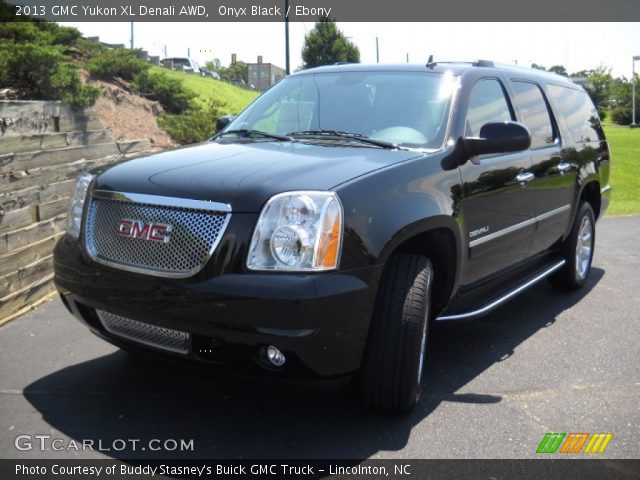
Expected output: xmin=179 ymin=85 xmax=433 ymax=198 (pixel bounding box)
xmin=436 ymin=260 xmax=566 ymax=321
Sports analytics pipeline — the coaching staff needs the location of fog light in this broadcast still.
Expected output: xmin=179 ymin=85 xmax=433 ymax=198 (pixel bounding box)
xmin=266 ymin=345 xmax=286 ymax=367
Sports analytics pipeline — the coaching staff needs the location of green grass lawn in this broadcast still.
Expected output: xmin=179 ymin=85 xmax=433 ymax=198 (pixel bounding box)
xmin=605 ymin=126 xmax=640 ymax=216
xmin=150 ymin=66 xmax=258 ymax=115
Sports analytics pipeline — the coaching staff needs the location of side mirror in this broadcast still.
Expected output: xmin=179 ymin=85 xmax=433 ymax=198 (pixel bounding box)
xmin=464 ymin=121 xmax=531 ymax=158
xmin=216 ymin=115 xmax=235 ymax=133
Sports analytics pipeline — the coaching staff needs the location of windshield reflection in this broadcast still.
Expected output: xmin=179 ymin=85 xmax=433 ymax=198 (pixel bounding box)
xmin=226 ymin=70 xmax=455 ymax=149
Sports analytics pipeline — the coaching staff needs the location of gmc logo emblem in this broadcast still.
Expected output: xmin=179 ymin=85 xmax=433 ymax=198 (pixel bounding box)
xmin=116 ymin=219 xmax=172 ymax=243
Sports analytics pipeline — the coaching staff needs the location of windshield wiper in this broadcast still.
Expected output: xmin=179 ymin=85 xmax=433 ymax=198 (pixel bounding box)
xmin=286 ymin=130 xmax=398 ymax=149
xmin=217 ymin=129 xmax=294 ymax=142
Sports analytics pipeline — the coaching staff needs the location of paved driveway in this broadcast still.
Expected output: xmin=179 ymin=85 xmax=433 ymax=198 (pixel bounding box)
xmin=0 ymin=216 xmax=638 ymax=459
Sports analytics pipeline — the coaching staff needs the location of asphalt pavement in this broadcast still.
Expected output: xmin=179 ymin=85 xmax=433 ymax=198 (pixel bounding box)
xmin=0 ymin=215 xmax=638 ymax=460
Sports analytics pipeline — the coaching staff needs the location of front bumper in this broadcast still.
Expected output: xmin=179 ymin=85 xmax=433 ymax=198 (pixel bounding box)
xmin=54 ymin=235 xmax=382 ymax=377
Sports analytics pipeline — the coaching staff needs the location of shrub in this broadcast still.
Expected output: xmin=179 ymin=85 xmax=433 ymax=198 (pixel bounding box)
xmin=158 ymin=99 xmax=226 ymax=144
xmin=610 ymin=106 xmax=633 ymax=125
xmin=0 ymin=19 xmax=80 ymax=46
xmin=42 ymin=22 xmax=82 ymax=46
xmin=0 ymin=41 xmax=61 ymax=96
xmin=132 ymin=71 xmax=196 ymax=115
xmin=51 ymin=63 xmax=101 ymax=109
xmin=0 ymin=41 xmax=100 ymax=109
xmin=75 ymin=37 xmax=107 ymax=61
xmin=0 ymin=21 xmax=49 ymax=43
xmin=86 ymin=48 xmax=149 ymax=81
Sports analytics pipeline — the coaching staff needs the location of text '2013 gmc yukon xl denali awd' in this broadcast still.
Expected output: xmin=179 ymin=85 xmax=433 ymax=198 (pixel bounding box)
xmin=54 ymin=61 xmax=611 ymax=413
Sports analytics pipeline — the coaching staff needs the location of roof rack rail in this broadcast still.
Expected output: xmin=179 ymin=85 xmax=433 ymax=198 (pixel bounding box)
xmin=472 ymin=60 xmax=494 ymax=67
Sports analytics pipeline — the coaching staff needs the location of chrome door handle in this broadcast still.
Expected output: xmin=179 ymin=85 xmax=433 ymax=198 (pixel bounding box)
xmin=516 ymin=172 xmax=535 ymax=183
xmin=557 ymin=162 xmax=571 ymax=172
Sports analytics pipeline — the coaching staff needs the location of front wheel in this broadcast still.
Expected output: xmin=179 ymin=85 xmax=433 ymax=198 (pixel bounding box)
xmin=361 ymin=254 xmax=433 ymax=413
xmin=549 ymin=202 xmax=596 ymax=290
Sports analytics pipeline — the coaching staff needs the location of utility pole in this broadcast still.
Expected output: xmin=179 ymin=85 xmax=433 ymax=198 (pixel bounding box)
xmin=633 ymin=60 xmax=636 ymax=126
xmin=376 ymin=37 xmax=379 ymax=63
xmin=284 ymin=0 xmax=290 ymax=75
xmin=130 ymin=22 xmax=134 ymax=49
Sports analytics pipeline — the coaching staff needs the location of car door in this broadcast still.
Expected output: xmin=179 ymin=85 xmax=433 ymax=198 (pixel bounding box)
xmin=507 ymin=79 xmax=575 ymax=255
xmin=459 ymin=77 xmax=537 ymax=284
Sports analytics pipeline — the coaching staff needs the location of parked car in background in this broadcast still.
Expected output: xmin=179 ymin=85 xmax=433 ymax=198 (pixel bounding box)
xmin=200 ymin=68 xmax=222 ymax=80
xmin=161 ymin=57 xmax=201 ymax=74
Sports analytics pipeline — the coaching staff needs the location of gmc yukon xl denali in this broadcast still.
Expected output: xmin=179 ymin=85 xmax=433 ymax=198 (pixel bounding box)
xmin=54 ymin=61 xmax=611 ymax=412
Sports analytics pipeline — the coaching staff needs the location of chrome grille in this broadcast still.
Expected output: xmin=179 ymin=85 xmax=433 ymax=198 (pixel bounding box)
xmin=97 ymin=310 xmax=190 ymax=354
xmin=85 ymin=192 xmax=230 ymax=278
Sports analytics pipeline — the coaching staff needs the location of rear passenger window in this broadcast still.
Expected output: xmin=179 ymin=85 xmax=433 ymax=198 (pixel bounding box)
xmin=466 ymin=79 xmax=513 ymax=137
xmin=511 ymin=81 xmax=555 ymax=149
xmin=547 ymin=84 xmax=605 ymax=143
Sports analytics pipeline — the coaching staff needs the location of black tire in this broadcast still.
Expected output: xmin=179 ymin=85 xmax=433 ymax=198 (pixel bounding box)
xmin=549 ymin=202 xmax=596 ymax=290
xmin=361 ymin=254 xmax=433 ymax=413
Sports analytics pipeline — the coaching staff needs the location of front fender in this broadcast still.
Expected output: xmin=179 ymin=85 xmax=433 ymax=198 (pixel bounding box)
xmin=334 ymin=153 xmax=463 ymax=275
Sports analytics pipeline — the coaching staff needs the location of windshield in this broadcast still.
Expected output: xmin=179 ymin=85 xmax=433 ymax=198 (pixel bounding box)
xmin=225 ymin=70 xmax=456 ymax=149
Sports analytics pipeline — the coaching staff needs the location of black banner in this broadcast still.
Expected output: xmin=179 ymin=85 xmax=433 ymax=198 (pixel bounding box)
xmin=4 ymin=0 xmax=640 ymax=22
xmin=3 ymin=459 xmax=640 ymax=480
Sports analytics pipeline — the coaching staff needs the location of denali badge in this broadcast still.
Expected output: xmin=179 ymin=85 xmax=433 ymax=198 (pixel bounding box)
xmin=469 ymin=226 xmax=490 ymax=238
xmin=116 ymin=219 xmax=172 ymax=243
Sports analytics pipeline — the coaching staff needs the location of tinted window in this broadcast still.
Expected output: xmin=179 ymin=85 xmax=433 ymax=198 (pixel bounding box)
xmin=511 ymin=81 xmax=555 ymax=149
xmin=547 ymin=84 xmax=604 ymax=143
xmin=466 ymin=79 xmax=513 ymax=137
xmin=228 ymin=71 xmax=456 ymax=149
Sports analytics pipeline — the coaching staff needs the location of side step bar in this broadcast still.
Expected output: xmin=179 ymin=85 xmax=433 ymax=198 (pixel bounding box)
xmin=436 ymin=260 xmax=566 ymax=321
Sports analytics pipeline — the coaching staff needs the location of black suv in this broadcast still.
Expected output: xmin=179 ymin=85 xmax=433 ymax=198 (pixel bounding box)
xmin=54 ymin=61 xmax=611 ymax=412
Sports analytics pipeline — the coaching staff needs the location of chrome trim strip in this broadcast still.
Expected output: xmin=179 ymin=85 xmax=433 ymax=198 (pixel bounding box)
xmin=92 ymin=190 xmax=231 ymax=213
xmin=600 ymin=185 xmax=611 ymax=194
xmin=469 ymin=204 xmax=571 ymax=248
xmin=533 ymin=204 xmax=571 ymax=222
xmin=436 ymin=260 xmax=566 ymax=321
xmin=470 ymin=217 xmax=536 ymax=248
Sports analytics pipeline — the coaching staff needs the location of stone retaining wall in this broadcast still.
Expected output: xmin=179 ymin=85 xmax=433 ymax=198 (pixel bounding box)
xmin=0 ymin=100 xmax=153 ymax=324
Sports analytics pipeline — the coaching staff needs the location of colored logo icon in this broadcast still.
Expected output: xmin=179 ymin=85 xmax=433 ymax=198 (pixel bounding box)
xmin=537 ymin=432 xmax=613 ymax=454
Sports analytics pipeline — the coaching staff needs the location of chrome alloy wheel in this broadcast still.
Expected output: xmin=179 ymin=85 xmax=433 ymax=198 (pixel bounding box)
xmin=417 ymin=320 xmax=427 ymax=384
xmin=575 ymin=215 xmax=593 ymax=280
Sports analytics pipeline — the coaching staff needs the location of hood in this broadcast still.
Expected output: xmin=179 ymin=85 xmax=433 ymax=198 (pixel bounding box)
xmin=94 ymin=141 xmax=422 ymax=212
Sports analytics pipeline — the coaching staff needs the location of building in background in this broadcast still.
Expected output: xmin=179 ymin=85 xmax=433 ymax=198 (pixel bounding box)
xmin=248 ymin=56 xmax=285 ymax=91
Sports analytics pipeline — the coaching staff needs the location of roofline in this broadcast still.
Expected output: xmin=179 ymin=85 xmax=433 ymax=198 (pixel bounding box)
xmin=291 ymin=60 xmax=576 ymax=85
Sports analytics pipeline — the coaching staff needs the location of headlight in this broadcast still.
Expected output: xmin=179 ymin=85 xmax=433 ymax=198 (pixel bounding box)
xmin=66 ymin=172 xmax=94 ymax=239
xmin=247 ymin=191 xmax=343 ymax=271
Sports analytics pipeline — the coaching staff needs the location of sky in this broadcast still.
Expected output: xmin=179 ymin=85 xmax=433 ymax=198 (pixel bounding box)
xmin=60 ymin=22 xmax=640 ymax=78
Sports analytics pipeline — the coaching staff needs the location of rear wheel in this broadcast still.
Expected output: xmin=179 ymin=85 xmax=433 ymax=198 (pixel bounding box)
xmin=361 ymin=254 xmax=433 ymax=413
xmin=549 ymin=202 xmax=596 ymax=290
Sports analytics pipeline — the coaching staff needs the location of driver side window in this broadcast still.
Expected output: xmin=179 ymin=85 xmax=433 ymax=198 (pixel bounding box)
xmin=466 ymin=79 xmax=513 ymax=137
xmin=253 ymin=79 xmax=319 ymax=134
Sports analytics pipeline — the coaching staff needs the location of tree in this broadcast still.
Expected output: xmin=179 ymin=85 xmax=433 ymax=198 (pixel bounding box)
xmin=609 ymin=76 xmax=640 ymax=124
xmin=548 ymin=65 xmax=567 ymax=75
xmin=222 ymin=61 xmax=248 ymax=83
xmin=205 ymin=58 xmax=248 ymax=83
xmin=572 ymin=67 xmax=612 ymax=118
xmin=301 ymin=19 xmax=360 ymax=69
xmin=205 ymin=58 xmax=222 ymax=73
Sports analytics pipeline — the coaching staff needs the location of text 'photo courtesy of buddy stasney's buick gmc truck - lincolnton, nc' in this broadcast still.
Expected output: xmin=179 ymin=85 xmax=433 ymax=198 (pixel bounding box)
xmin=54 ymin=60 xmax=611 ymax=413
